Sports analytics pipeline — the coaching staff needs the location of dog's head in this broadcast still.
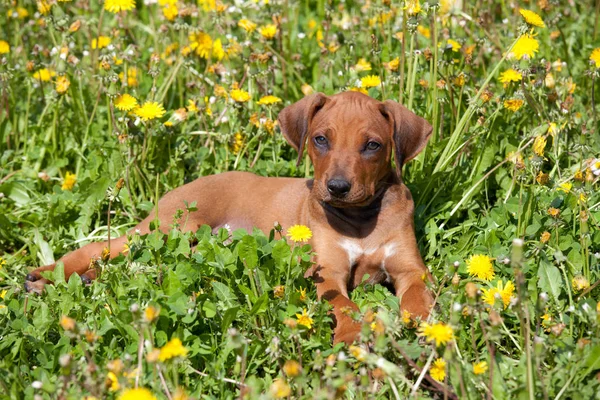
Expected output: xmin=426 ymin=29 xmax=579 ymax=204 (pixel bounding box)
xmin=278 ymin=91 xmax=432 ymax=207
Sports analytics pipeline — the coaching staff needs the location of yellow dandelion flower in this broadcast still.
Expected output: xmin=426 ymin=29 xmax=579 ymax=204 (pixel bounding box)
xmin=162 ymin=4 xmax=178 ymax=21
xmin=536 ymin=171 xmax=549 ymax=185
xmin=349 ymin=345 xmax=367 ymax=362
xmin=547 ymin=207 xmax=560 ymax=218
xmin=0 ymin=40 xmax=9 ymax=54
xmin=144 ymin=305 xmax=159 ymax=322
xmin=92 ymin=36 xmax=111 ymax=50
xmin=286 ymin=225 xmax=312 ymax=242
xmin=297 ymin=287 xmax=307 ymax=302
xmin=350 ymin=87 xmax=368 ymax=95
xmin=540 ymin=231 xmax=551 ymax=243
xmin=115 ymin=94 xmax=138 ymax=111
xmin=295 ymin=308 xmax=314 ymax=329
xmin=212 ymin=38 xmax=224 ymax=60
xmin=283 ymin=360 xmax=301 ymax=377
xmin=473 ymin=361 xmax=488 ymax=375
xmin=257 ymin=95 xmax=282 ymax=105
xmin=238 ymin=19 xmax=257 ymax=33
xmin=417 ymin=25 xmax=431 ymax=38
xmin=503 ymin=99 xmax=524 ymax=112
xmin=402 ymin=310 xmax=412 ymax=324
xmin=557 ymin=182 xmax=572 ymax=194
xmin=430 ymin=358 xmax=446 ymax=381
xmin=104 ymin=0 xmax=135 ymax=13
xmin=134 ymin=101 xmax=166 ymax=121
xmin=499 ymin=69 xmax=522 ymax=84
xmin=512 ymin=34 xmax=539 ymax=60
xmin=273 ymin=285 xmax=285 ymax=298
xmin=533 ymin=136 xmax=546 ymax=157
xmin=230 ymin=132 xmax=244 ymax=153
xmin=447 ymin=39 xmax=461 ymax=52
xmin=519 ymin=9 xmax=545 ymax=28
xmin=361 ymin=75 xmax=381 ymax=88
xmin=55 ymin=76 xmax=70 ymax=94
xmin=118 ymin=388 xmax=157 ymax=400
xmin=384 ymin=57 xmax=400 ymax=71
xmin=354 ymin=58 xmax=372 ymax=72
xmin=198 ymin=0 xmax=216 ymax=12
xmin=418 ymin=321 xmax=454 ymax=346
xmin=62 ymin=172 xmax=77 ymax=191
xmin=189 ymin=32 xmax=212 ymax=59
xmin=230 ymin=88 xmax=251 ymax=103
xmin=270 ymin=379 xmax=291 ymax=398
xmin=572 ymin=275 xmax=590 ymax=292
xmin=33 ymin=68 xmax=56 ymax=82
xmin=590 ymin=48 xmax=600 ymax=68
xmin=0 ymin=289 xmax=6 ymax=309
xmin=404 ymin=0 xmax=421 ymax=15
xmin=259 ymin=24 xmax=278 ymax=39
xmin=37 ymin=0 xmax=52 ymax=15
xmin=186 ymin=99 xmax=198 ymax=113
xmin=466 ymin=254 xmax=495 ymax=281
xmin=159 ymin=338 xmax=188 ymax=361
xmin=483 ymin=280 xmax=515 ymax=309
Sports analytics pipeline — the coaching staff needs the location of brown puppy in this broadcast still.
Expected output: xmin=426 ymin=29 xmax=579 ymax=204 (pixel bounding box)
xmin=25 ymin=91 xmax=433 ymax=345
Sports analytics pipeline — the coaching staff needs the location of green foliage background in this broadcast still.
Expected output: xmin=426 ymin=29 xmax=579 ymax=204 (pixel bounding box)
xmin=1 ymin=0 xmax=600 ymax=399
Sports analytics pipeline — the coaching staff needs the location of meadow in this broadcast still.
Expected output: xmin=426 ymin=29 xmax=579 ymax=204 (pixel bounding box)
xmin=1 ymin=0 xmax=600 ymax=398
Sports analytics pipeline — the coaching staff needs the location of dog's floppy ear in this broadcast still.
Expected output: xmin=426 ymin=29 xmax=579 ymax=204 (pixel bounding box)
xmin=379 ymin=100 xmax=433 ymax=177
xmin=278 ymin=93 xmax=328 ymax=166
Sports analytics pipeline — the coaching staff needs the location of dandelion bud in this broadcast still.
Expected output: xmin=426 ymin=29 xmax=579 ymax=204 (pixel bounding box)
xmin=572 ymin=275 xmax=590 ymax=292
xmin=451 ymin=273 xmax=460 ymax=289
xmin=489 ymin=310 xmax=502 ymax=327
xmin=465 ymin=282 xmax=478 ymax=299
xmin=69 ymin=20 xmax=81 ymax=33
xmin=116 ymin=178 xmax=125 ymax=190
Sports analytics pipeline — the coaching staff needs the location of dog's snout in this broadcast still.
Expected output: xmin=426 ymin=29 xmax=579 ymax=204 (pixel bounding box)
xmin=327 ymin=179 xmax=352 ymax=197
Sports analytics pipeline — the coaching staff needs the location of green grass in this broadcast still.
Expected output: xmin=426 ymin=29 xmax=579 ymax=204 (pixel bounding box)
xmin=1 ymin=0 xmax=600 ymax=399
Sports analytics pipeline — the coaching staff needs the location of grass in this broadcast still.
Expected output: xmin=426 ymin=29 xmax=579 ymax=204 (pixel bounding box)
xmin=1 ymin=0 xmax=600 ymax=399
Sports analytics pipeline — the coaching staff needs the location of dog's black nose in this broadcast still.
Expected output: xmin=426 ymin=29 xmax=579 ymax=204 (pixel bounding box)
xmin=327 ymin=179 xmax=351 ymax=197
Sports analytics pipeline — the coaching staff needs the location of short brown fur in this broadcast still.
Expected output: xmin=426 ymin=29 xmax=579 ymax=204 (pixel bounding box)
xmin=25 ymin=91 xmax=433 ymax=345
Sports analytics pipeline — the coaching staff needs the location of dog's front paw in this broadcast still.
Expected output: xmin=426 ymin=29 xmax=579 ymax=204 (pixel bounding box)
xmin=24 ymin=279 xmax=48 ymax=294
xmin=333 ymin=320 xmax=362 ymax=345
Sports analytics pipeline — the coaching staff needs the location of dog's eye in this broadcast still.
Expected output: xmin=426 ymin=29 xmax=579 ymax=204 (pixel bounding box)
xmin=365 ymin=141 xmax=381 ymax=151
xmin=314 ymin=136 xmax=328 ymax=146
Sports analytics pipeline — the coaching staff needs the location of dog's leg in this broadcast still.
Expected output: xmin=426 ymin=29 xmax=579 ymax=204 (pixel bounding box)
xmin=312 ymin=265 xmax=363 ymax=345
xmin=25 ymin=234 xmax=132 ymax=293
xmin=385 ymin=247 xmax=433 ymax=319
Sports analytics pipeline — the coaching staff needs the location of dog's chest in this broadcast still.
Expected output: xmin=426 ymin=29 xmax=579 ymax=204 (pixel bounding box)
xmin=338 ymin=238 xmax=398 ymax=286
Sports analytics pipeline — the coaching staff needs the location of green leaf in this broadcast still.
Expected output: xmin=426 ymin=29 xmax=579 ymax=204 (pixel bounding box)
xmin=33 ymin=229 xmax=55 ymax=265
xmin=212 ymin=281 xmax=238 ymax=307
xmin=237 ymin=235 xmax=258 ymax=269
xmin=537 ymin=258 xmax=562 ymax=302
xmin=248 ymin=293 xmax=268 ymax=315
xmin=221 ymin=306 xmax=239 ymax=333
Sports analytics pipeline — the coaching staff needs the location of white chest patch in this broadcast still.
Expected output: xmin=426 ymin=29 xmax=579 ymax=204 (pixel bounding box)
xmin=339 ymin=239 xmax=398 ymax=269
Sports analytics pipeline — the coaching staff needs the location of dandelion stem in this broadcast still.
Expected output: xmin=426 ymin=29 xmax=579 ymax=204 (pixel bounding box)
xmin=411 ymin=351 xmax=435 ymax=396
xmin=434 ymin=37 xmax=518 ymax=174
